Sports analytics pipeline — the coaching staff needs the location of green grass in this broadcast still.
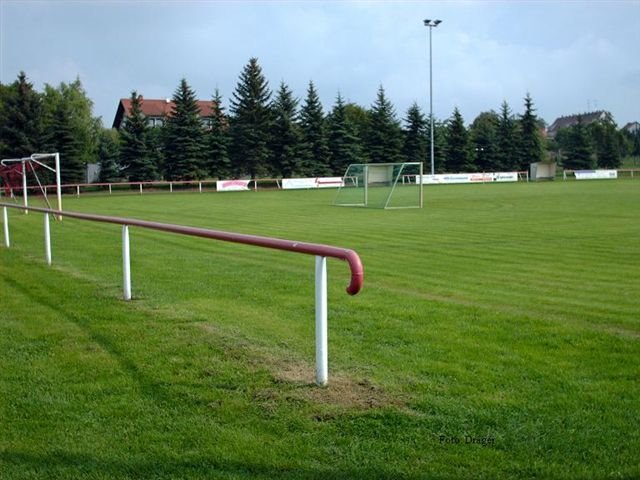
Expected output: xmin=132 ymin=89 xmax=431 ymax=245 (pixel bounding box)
xmin=1 ymin=180 xmax=639 ymax=479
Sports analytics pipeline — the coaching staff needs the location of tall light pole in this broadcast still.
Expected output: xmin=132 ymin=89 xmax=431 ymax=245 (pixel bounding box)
xmin=424 ymin=19 xmax=442 ymax=176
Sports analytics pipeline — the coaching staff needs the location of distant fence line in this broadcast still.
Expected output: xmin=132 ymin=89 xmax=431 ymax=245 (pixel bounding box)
xmin=562 ymin=168 xmax=640 ymax=181
xmin=2 ymin=168 xmax=639 ymax=198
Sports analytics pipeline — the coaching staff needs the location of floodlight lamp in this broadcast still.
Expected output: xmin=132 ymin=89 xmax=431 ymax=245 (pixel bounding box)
xmin=434 ymin=19 xmax=442 ymax=26
xmin=424 ymin=19 xmax=431 ymax=25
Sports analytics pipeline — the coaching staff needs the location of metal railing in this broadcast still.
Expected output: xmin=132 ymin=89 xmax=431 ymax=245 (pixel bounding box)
xmin=1 ymin=202 xmax=364 ymax=386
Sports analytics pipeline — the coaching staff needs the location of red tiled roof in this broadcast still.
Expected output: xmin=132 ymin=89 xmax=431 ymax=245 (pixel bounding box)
xmin=112 ymin=97 xmax=214 ymax=129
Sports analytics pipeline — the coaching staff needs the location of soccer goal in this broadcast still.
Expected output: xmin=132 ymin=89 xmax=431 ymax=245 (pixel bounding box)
xmin=0 ymin=153 xmax=62 ymax=213
xmin=334 ymin=162 xmax=423 ymax=209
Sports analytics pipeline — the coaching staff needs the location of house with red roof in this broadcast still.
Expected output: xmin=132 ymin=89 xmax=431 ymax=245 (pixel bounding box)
xmin=112 ymin=97 xmax=214 ymax=129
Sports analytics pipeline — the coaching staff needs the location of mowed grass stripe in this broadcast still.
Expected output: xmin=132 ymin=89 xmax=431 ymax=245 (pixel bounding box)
xmin=1 ymin=179 xmax=638 ymax=479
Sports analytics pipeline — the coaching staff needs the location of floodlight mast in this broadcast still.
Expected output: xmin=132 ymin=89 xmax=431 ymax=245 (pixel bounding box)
xmin=424 ymin=18 xmax=442 ymax=176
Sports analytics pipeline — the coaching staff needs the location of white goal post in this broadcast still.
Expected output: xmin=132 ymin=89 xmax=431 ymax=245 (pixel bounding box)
xmin=335 ymin=162 xmax=424 ymax=209
xmin=0 ymin=153 xmax=62 ymax=214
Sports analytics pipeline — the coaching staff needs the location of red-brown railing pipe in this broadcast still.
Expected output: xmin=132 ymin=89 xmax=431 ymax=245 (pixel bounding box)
xmin=0 ymin=203 xmax=364 ymax=295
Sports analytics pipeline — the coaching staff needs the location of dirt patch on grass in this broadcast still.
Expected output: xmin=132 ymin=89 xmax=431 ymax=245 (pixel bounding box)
xmin=195 ymin=322 xmax=404 ymax=411
xmin=598 ymin=325 xmax=640 ymax=340
xmin=271 ymin=360 xmax=404 ymax=411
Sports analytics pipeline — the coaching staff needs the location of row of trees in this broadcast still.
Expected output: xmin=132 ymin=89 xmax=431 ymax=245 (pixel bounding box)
xmin=2 ymin=60 xmax=639 ymax=184
xmin=115 ymin=58 xmax=549 ymax=182
xmin=0 ymin=72 xmax=99 ymax=183
xmin=550 ymin=114 xmax=637 ymax=170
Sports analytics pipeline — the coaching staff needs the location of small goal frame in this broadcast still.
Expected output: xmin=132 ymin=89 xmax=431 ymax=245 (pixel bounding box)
xmin=0 ymin=153 xmax=62 ymax=214
xmin=334 ymin=162 xmax=423 ymax=209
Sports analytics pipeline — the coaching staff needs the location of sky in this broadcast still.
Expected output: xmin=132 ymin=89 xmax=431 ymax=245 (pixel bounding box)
xmin=1 ymin=0 xmax=639 ymax=128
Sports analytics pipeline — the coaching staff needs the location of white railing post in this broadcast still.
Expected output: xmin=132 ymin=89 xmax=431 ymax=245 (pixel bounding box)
xmin=170 ymin=182 xmax=173 ymax=193
xmin=44 ymin=213 xmax=51 ymax=265
xmin=199 ymin=182 xmax=202 ymax=193
xmin=139 ymin=183 xmax=143 ymax=194
xmin=76 ymin=185 xmax=80 ymax=197
xmin=109 ymin=184 xmax=112 ymax=194
xmin=122 ymin=225 xmax=131 ymax=300
xmin=315 ymin=255 xmax=328 ymax=386
xmin=2 ymin=206 xmax=9 ymax=247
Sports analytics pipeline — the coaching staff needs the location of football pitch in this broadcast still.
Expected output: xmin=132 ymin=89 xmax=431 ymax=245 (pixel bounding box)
xmin=1 ymin=180 xmax=638 ymax=479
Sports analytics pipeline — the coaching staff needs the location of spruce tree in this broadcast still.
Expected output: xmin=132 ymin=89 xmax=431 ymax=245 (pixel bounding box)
xmin=496 ymin=101 xmax=518 ymax=171
xmin=445 ymin=107 xmax=472 ymax=173
xmin=517 ymin=93 xmax=544 ymax=170
xmin=97 ymin=128 xmax=122 ymax=182
xmin=327 ymin=93 xmax=364 ymax=175
xmin=402 ymin=102 xmax=428 ymax=165
xmin=119 ymin=91 xmax=157 ymax=182
xmin=207 ymin=88 xmax=231 ymax=178
xmin=367 ymin=86 xmax=405 ymax=163
xmin=42 ymin=99 xmax=85 ymax=183
xmin=229 ymin=58 xmax=273 ymax=178
xmin=562 ymin=117 xmax=593 ymax=170
xmin=164 ymin=78 xmax=207 ymax=180
xmin=270 ymin=82 xmax=302 ymax=177
xmin=299 ymin=81 xmax=331 ymax=176
xmin=0 ymin=71 xmax=42 ymax=158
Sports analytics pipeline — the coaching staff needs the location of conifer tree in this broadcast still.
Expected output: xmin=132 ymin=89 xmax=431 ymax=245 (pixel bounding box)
xmin=97 ymin=128 xmax=121 ymax=182
xmin=207 ymin=88 xmax=231 ymax=178
xmin=41 ymin=99 xmax=85 ymax=183
xmin=298 ymin=81 xmax=331 ymax=176
xmin=496 ymin=101 xmax=519 ymax=171
xmin=0 ymin=71 xmax=42 ymax=158
xmin=164 ymin=78 xmax=207 ymax=180
xmin=366 ymin=86 xmax=405 ymax=163
xmin=403 ymin=102 xmax=428 ymax=165
xmin=562 ymin=117 xmax=593 ymax=170
xmin=445 ymin=107 xmax=472 ymax=172
xmin=517 ymin=93 xmax=544 ymax=170
xmin=327 ymin=93 xmax=364 ymax=174
xmin=119 ymin=91 xmax=157 ymax=182
xmin=229 ymin=58 xmax=273 ymax=178
xmin=270 ymin=82 xmax=302 ymax=177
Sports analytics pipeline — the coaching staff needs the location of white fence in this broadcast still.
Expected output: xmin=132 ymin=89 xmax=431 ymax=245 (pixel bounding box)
xmin=1 ymin=202 xmax=364 ymax=386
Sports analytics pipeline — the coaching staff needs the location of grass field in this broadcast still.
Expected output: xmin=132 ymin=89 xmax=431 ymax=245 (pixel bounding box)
xmin=1 ymin=180 xmax=639 ymax=479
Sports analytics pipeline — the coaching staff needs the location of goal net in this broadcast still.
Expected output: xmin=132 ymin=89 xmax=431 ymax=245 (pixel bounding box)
xmin=334 ymin=162 xmax=423 ymax=209
xmin=0 ymin=153 xmax=62 ymax=213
